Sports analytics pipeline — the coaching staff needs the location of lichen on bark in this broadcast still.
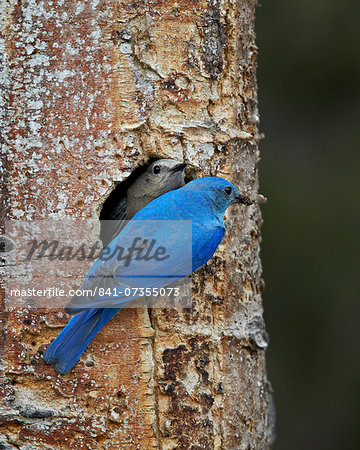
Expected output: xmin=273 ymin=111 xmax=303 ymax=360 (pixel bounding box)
xmin=1 ymin=0 xmax=274 ymax=448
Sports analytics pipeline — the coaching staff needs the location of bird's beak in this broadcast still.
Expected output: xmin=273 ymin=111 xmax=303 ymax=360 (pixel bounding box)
xmin=171 ymin=163 xmax=187 ymax=173
xmin=232 ymin=194 xmax=253 ymax=205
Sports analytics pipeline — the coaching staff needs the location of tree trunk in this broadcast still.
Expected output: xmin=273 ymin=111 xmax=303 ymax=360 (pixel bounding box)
xmin=1 ymin=0 xmax=274 ymax=448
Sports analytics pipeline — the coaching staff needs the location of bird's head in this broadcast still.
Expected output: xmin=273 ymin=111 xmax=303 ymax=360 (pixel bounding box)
xmin=185 ymin=177 xmax=253 ymax=216
xmin=138 ymin=159 xmax=186 ymax=197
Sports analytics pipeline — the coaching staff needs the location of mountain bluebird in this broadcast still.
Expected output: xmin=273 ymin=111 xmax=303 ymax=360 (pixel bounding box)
xmin=44 ymin=177 xmax=253 ymax=374
xmin=100 ymin=159 xmax=186 ymax=246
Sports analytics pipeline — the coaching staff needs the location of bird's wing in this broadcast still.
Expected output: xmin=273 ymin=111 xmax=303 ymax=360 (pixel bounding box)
xmin=67 ymin=186 xmax=225 ymax=313
xmin=109 ymin=196 xmax=127 ymax=221
xmin=100 ymin=196 xmax=127 ymax=247
xmin=66 ymin=218 xmax=193 ymax=313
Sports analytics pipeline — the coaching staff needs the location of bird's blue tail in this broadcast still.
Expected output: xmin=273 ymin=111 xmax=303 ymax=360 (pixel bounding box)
xmin=44 ymin=307 xmax=119 ymax=374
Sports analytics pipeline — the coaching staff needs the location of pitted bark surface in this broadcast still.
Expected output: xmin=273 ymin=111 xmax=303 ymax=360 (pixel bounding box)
xmin=1 ymin=0 xmax=273 ymax=448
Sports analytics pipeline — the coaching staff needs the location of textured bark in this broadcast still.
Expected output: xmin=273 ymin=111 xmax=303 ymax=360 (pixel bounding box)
xmin=1 ymin=0 xmax=274 ymax=448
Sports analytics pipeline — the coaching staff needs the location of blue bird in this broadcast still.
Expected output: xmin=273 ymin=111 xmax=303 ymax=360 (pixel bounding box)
xmin=44 ymin=177 xmax=253 ymax=373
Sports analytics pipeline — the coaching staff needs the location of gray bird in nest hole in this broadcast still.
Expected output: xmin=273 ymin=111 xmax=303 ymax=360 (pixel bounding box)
xmin=100 ymin=159 xmax=187 ymax=247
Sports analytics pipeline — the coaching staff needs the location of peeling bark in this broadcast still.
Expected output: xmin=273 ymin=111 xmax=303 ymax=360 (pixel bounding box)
xmin=1 ymin=0 xmax=274 ymax=448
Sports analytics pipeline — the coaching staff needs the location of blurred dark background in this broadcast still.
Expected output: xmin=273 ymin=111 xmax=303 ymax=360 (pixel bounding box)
xmin=256 ymin=1 xmax=360 ymax=449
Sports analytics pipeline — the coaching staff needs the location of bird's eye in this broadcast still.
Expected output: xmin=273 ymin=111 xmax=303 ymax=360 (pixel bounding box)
xmin=153 ymin=165 xmax=161 ymax=174
xmin=224 ymin=186 xmax=232 ymax=196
